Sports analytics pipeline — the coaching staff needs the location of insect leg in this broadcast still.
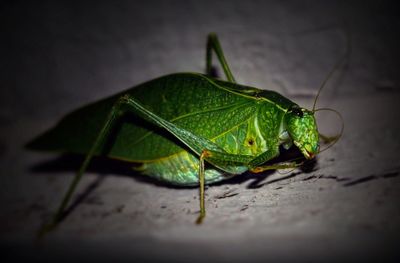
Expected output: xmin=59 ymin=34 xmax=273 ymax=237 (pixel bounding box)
xmin=39 ymin=99 xmax=123 ymax=236
xmin=206 ymin=33 xmax=236 ymax=83
xmin=250 ymin=162 xmax=301 ymax=174
xmin=108 ymin=95 xmax=256 ymax=169
xmin=196 ymin=148 xmax=253 ymax=224
xmin=117 ymin=95 xmax=242 ymax=161
xmin=197 ymin=150 xmax=207 ymax=224
xmin=248 ymin=148 xmax=280 ymax=168
xmin=247 ymin=148 xmax=302 ymax=173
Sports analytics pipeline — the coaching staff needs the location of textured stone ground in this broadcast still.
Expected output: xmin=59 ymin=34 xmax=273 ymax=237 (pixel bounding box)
xmin=1 ymin=1 xmax=399 ymax=262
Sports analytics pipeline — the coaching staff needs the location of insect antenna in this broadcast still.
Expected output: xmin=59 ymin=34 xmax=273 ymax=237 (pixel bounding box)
xmin=314 ymin=107 xmax=344 ymax=154
xmin=312 ymin=30 xmax=352 ymax=112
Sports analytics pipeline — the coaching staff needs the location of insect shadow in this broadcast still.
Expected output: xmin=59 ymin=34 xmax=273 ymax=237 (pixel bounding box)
xmin=31 ymin=151 xmax=316 ymax=222
xmin=30 ymin=154 xmax=179 ymax=188
xmin=30 ymin=142 xmax=316 ymax=189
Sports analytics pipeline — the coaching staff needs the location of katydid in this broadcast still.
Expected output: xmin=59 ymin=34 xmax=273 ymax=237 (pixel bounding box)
xmin=27 ymin=33 xmax=343 ymax=233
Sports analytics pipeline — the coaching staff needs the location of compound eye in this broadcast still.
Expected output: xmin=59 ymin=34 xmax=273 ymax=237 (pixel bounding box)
xmin=291 ymin=108 xmax=303 ymax=117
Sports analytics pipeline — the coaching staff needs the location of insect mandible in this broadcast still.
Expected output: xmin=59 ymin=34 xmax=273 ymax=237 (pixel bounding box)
xmin=27 ymin=33 xmax=344 ymax=234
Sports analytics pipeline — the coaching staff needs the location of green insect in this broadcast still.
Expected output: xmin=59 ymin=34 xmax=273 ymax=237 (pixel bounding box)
xmin=27 ymin=33 xmax=343 ymax=234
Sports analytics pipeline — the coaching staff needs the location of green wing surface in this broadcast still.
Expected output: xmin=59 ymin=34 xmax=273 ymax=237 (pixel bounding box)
xmin=27 ymin=73 xmax=272 ymax=162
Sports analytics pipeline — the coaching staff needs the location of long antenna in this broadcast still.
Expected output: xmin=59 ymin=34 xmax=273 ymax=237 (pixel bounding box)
xmin=312 ymin=30 xmax=352 ymax=112
xmin=315 ymin=107 xmax=344 ymax=153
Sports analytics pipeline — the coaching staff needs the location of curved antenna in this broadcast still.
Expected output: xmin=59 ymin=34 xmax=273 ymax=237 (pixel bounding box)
xmin=314 ymin=107 xmax=344 ymax=154
xmin=312 ymin=30 xmax=352 ymax=112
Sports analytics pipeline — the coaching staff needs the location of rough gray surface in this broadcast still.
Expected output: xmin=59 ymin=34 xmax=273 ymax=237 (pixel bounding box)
xmin=1 ymin=1 xmax=400 ymax=262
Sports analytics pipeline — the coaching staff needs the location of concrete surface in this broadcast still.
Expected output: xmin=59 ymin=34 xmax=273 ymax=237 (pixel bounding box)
xmin=1 ymin=1 xmax=400 ymax=262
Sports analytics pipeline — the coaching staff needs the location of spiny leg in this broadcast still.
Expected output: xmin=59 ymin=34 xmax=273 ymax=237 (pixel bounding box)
xmin=206 ymin=33 xmax=236 ymax=83
xmin=39 ymin=99 xmax=123 ymax=237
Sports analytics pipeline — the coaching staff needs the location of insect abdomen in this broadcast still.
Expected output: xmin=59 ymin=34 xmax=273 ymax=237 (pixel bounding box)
xmin=137 ymin=151 xmax=229 ymax=186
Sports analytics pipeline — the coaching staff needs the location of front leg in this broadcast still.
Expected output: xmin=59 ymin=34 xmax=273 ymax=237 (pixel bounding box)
xmin=247 ymin=147 xmax=303 ymax=173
